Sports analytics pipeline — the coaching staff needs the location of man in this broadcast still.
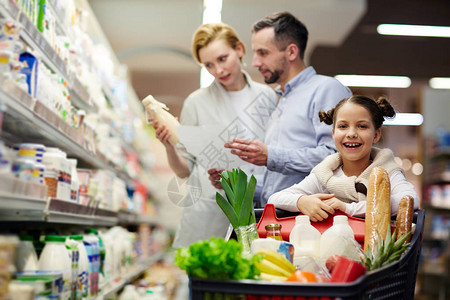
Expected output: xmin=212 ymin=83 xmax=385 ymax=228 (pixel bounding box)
xmin=223 ymin=12 xmax=352 ymax=207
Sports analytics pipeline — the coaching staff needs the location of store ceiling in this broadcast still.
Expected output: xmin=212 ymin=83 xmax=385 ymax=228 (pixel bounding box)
xmin=88 ymin=0 xmax=450 ymax=98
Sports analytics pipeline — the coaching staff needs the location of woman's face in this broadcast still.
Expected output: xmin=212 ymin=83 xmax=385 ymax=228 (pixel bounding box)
xmin=332 ymin=102 xmax=381 ymax=167
xmin=198 ymin=39 xmax=244 ymax=91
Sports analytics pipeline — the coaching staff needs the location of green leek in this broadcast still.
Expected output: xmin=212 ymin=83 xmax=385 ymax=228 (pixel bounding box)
xmin=215 ymin=168 xmax=257 ymax=228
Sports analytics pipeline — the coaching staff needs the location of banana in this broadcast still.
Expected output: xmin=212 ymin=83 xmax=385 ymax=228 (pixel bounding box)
xmin=260 ymin=272 xmax=288 ymax=281
xmin=255 ymin=259 xmax=292 ymax=277
xmin=256 ymin=249 xmax=296 ymax=274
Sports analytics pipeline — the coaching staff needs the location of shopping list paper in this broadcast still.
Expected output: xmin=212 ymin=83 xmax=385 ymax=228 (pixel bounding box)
xmin=177 ymin=124 xmax=254 ymax=170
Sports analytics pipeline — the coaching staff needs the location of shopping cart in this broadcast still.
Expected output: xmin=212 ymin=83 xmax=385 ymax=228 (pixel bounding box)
xmin=189 ymin=206 xmax=425 ymax=300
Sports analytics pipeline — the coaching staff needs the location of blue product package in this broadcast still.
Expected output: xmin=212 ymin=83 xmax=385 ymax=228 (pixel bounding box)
xmin=251 ymin=238 xmax=295 ymax=263
xmin=278 ymin=241 xmax=295 ymax=263
xmin=19 ymin=51 xmax=39 ymax=98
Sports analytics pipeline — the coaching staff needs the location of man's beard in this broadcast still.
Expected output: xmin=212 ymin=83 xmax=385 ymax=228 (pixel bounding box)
xmin=264 ymin=69 xmax=282 ymax=84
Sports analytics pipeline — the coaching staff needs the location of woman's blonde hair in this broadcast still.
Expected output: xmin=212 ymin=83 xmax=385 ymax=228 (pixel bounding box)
xmin=192 ymin=23 xmax=245 ymax=64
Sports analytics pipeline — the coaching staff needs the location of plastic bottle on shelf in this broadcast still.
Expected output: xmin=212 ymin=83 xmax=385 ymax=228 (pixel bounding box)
xmin=320 ymin=215 xmax=359 ymax=262
xmin=42 ymin=148 xmax=64 ymax=200
xmin=98 ymin=230 xmax=113 ymax=282
xmin=68 ymin=159 xmax=79 ymax=203
xmin=289 ymin=215 xmax=321 ymax=267
xmin=83 ymin=230 xmax=100 ymax=297
xmin=69 ymin=235 xmax=89 ymax=300
xmin=38 ymin=235 xmax=72 ymax=300
xmin=65 ymin=236 xmax=79 ymax=300
xmin=43 ymin=147 xmax=71 ymax=201
xmin=15 ymin=235 xmax=38 ymax=272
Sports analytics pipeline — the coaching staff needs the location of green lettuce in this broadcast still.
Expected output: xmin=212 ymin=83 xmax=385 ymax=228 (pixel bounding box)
xmin=174 ymin=237 xmax=261 ymax=280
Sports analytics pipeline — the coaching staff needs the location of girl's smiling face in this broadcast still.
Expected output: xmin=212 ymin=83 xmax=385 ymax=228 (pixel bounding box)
xmin=332 ymin=102 xmax=381 ymax=171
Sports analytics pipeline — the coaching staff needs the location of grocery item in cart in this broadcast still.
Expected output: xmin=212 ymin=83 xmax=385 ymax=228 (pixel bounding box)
xmin=142 ymin=95 xmax=180 ymax=146
xmin=396 ymin=195 xmax=414 ymax=242
xmin=250 ymin=238 xmax=294 ymax=263
xmin=320 ymin=215 xmax=362 ymax=262
xmin=264 ymin=223 xmax=282 ymax=240
xmin=364 ymin=166 xmax=391 ymax=253
xmin=189 ymin=209 xmax=425 ymax=300
xmin=289 ymin=215 xmax=321 ymax=267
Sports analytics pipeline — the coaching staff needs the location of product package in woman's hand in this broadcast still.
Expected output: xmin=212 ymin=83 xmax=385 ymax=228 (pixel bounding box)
xmin=142 ymin=95 xmax=180 ymax=145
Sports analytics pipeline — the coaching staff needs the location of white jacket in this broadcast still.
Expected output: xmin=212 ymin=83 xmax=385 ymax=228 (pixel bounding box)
xmin=172 ymin=71 xmax=278 ymax=248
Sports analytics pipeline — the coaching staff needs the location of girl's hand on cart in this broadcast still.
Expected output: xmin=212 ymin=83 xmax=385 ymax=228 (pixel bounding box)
xmin=323 ymin=197 xmax=346 ymax=212
xmin=296 ymin=194 xmax=335 ymax=222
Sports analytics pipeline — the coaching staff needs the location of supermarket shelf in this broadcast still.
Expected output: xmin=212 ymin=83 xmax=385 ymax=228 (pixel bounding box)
xmin=46 ymin=210 xmax=117 ymax=226
xmin=0 ymin=175 xmax=47 ymax=221
xmin=428 ymin=147 xmax=450 ymax=160
xmin=118 ymin=211 xmax=158 ymax=226
xmin=99 ymin=252 xmax=165 ymax=298
xmin=423 ymin=235 xmax=448 ymax=242
xmin=422 ymin=204 xmax=450 ymax=212
xmin=0 ymin=0 xmax=97 ymax=114
xmin=420 ymin=265 xmax=448 ymax=278
xmin=45 ymin=198 xmax=118 ymax=226
xmin=0 ymin=194 xmax=46 ymax=221
xmin=0 ymin=81 xmax=134 ymax=183
xmin=0 ymin=192 xmax=153 ymax=226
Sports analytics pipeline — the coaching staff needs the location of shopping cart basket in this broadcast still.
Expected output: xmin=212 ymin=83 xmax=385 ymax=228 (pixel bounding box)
xmin=189 ymin=207 xmax=425 ymax=300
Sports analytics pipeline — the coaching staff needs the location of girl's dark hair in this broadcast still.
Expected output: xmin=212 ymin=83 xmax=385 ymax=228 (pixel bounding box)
xmin=252 ymin=11 xmax=308 ymax=60
xmin=318 ymin=95 xmax=396 ymax=130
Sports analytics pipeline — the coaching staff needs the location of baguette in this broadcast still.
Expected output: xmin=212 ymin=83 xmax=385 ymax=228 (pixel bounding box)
xmin=395 ymin=195 xmax=414 ymax=243
xmin=364 ymin=166 xmax=391 ymax=253
xmin=142 ymin=95 xmax=180 ymax=146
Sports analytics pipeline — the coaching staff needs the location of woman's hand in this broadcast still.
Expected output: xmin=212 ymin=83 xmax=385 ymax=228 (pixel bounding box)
xmin=152 ymin=120 xmax=174 ymax=148
xmin=296 ymin=194 xmax=336 ymax=222
xmin=208 ymin=168 xmax=224 ymax=189
xmin=224 ymin=138 xmax=268 ymax=166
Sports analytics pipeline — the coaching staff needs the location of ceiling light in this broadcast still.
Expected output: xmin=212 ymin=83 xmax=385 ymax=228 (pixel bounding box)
xmin=203 ymin=0 xmax=222 ymax=23
xmin=384 ymin=113 xmax=423 ymax=126
xmin=377 ymin=24 xmax=450 ymax=38
xmin=200 ymin=0 xmax=223 ymax=87
xmin=335 ymin=75 xmax=411 ymax=88
xmin=429 ymin=77 xmax=450 ymax=89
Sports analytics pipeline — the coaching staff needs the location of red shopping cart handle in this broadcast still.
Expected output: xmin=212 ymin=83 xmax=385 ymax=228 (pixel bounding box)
xmin=256 ymin=204 xmax=366 ymax=244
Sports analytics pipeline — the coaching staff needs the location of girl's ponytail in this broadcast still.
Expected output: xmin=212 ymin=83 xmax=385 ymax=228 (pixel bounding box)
xmin=376 ymin=96 xmax=396 ymax=119
xmin=319 ymin=108 xmax=334 ymax=125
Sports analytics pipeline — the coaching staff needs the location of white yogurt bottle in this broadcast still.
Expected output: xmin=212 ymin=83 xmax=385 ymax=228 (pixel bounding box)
xmin=15 ymin=235 xmax=38 ymax=272
xmin=289 ymin=215 xmax=321 ymax=267
xmin=320 ymin=215 xmax=357 ymax=261
xmin=38 ymin=235 xmax=72 ymax=300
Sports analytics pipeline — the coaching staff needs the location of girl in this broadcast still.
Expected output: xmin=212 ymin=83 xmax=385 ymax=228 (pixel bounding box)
xmin=267 ymin=95 xmax=419 ymax=222
xmin=153 ymin=23 xmax=278 ymax=247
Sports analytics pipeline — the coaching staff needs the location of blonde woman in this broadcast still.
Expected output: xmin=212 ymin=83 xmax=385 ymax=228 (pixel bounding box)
xmin=153 ymin=23 xmax=278 ymax=247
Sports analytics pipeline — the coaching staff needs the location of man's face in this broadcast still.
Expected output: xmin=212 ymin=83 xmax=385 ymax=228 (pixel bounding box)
xmin=252 ymin=27 xmax=288 ymax=85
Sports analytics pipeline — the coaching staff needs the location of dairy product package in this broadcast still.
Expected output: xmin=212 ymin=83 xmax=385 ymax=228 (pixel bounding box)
xmin=142 ymin=95 xmax=180 ymax=146
xmin=250 ymin=238 xmax=294 ymax=263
